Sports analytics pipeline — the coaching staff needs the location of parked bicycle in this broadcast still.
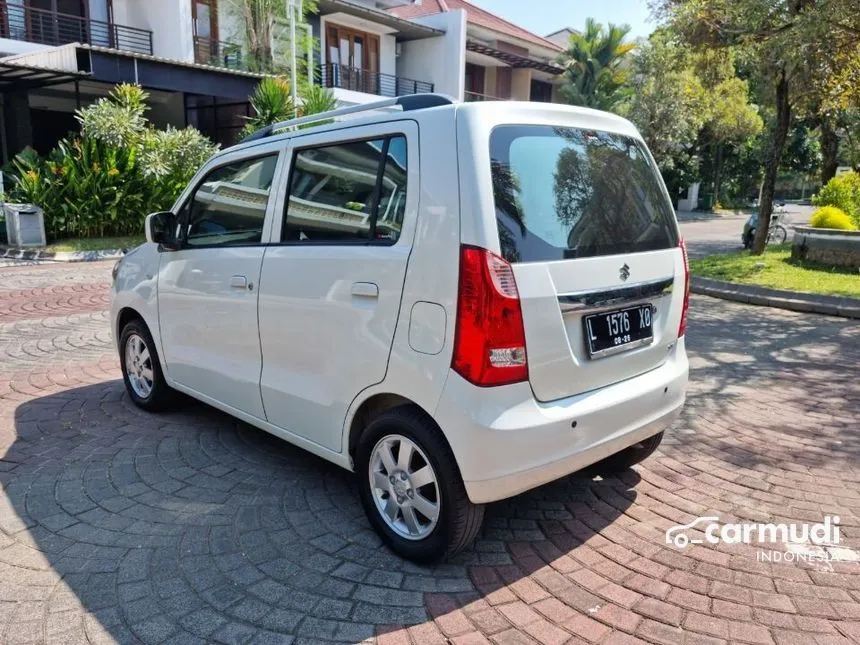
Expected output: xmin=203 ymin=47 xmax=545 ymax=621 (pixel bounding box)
xmin=742 ymin=202 xmax=789 ymax=249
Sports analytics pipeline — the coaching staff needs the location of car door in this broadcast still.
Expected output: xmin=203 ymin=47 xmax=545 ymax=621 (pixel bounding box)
xmin=258 ymin=121 xmax=419 ymax=452
xmin=157 ymin=147 xmax=284 ymax=419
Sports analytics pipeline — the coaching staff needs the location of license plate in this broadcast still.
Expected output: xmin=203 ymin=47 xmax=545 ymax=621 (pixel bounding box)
xmin=584 ymin=304 xmax=654 ymax=358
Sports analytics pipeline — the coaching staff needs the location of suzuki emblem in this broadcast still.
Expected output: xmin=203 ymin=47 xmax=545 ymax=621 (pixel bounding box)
xmin=619 ymin=263 xmax=631 ymax=281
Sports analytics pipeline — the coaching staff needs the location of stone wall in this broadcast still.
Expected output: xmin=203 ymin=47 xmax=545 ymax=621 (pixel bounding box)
xmin=792 ymin=227 xmax=860 ymax=269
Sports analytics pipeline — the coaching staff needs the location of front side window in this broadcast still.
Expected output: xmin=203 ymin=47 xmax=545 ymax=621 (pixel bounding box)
xmin=283 ymin=135 xmax=407 ymax=244
xmin=490 ymin=125 xmax=678 ymax=263
xmin=184 ymin=154 xmax=279 ymax=247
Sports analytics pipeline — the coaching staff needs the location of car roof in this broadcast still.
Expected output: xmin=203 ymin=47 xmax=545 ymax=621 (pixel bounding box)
xmin=217 ymin=98 xmax=641 ymax=159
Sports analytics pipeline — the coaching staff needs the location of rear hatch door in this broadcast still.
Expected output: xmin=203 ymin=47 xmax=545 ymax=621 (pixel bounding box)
xmin=489 ymin=124 xmax=684 ymax=402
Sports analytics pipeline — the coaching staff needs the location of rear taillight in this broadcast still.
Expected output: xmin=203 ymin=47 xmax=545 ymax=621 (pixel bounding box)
xmin=678 ymin=238 xmax=691 ymax=337
xmin=452 ymin=245 xmax=528 ymax=387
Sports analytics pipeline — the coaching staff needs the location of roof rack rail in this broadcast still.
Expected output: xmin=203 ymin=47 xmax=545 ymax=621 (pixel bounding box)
xmin=240 ymin=93 xmax=455 ymax=144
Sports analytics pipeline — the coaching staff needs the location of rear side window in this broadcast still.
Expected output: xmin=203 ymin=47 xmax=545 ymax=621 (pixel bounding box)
xmin=283 ymin=135 xmax=407 ymax=243
xmin=490 ymin=125 xmax=678 ymax=263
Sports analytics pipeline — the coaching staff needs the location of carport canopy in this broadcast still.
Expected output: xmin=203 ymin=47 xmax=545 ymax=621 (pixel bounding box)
xmin=0 ymin=61 xmax=89 ymax=92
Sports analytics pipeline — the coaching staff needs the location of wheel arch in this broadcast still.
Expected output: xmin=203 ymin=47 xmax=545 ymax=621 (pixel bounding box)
xmin=116 ymin=307 xmax=144 ymax=348
xmin=346 ymin=393 xmax=457 ymax=469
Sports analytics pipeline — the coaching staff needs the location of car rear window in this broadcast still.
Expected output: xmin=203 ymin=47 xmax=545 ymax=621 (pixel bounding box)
xmin=490 ymin=125 xmax=678 ymax=263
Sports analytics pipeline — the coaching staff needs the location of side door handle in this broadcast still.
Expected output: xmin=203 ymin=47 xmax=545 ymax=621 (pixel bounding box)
xmin=230 ymin=275 xmax=248 ymax=289
xmin=351 ymin=282 xmax=379 ymax=298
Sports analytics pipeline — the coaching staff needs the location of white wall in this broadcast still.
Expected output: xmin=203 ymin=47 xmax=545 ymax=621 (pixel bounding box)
xmin=380 ymin=34 xmax=396 ymax=77
xmin=396 ymin=9 xmax=466 ymax=100
xmin=112 ymin=0 xmax=194 ymax=62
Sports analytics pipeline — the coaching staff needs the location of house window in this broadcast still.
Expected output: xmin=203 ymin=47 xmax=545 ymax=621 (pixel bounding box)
xmin=464 ymin=63 xmax=485 ymax=95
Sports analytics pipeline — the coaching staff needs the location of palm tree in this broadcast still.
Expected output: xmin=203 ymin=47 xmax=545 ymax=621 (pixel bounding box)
xmin=241 ymin=78 xmax=337 ymax=140
xmin=558 ymin=18 xmax=635 ymax=112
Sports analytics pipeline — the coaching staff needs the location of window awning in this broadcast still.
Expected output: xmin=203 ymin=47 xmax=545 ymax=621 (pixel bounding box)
xmin=0 ymin=61 xmax=89 ymax=92
xmin=466 ymin=41 xmax=563 ymax=75
xmin=318 ymin=0 xmax=444 ymax=40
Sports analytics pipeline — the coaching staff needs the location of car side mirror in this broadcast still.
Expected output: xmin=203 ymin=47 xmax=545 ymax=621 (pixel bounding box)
xmin=145 ymin=211 xmax=181 ymax=251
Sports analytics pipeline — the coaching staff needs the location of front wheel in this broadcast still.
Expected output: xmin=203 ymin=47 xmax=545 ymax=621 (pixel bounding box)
xmin=355 ymin=406 xmax=484 ymax=562
xmin=119 ymin=319 xmax=174 ymax=412
xmin=768 ymin=225 xmax=788 ymax=245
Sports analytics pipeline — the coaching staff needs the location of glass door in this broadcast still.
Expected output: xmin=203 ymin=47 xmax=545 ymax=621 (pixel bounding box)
xmin=192 ymin=0 xmax=218 ymax=64
xmin=325 ymin=23 xmax=379 ymax=94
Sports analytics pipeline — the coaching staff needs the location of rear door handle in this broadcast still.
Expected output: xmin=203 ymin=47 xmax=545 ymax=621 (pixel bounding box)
xmin=351 ymin=282 xmax=379 ymax=298
xmin=230 ymin=275 xmax=248 ymax=289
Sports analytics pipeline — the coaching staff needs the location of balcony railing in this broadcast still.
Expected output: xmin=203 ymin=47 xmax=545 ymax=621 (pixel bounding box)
xmin=0 ymin=1 xmax=152 ymax=55
xmin=465 ymin=91 xmax=502 ymax=102
xmin=193 ymin=36 xmax=244 ymax=70
xmin=319 ymin=63 xmax=433 ymax=97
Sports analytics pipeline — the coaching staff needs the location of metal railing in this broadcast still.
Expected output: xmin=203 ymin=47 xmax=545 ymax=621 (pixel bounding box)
xmin=193 ymin=36 xmax=244 ymax=70
xmin=0 ymin=1 xmax=153 ymax=55
xmin=464 ymin=91 xmax=502 ymax=102
xmin=319 ymin=63 xmax=433 ymax=97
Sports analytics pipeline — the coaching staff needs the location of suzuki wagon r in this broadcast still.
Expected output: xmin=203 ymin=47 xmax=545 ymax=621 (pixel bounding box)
xmin=111 ymin=95 xmax=689 ymax=562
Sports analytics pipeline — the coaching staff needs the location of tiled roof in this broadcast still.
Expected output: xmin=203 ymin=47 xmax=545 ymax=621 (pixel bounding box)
xmin=389 ymin=0 xmax=564 ymax=52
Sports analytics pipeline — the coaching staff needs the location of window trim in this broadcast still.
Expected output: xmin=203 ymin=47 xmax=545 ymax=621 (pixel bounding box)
xmin=279 ymin=133 xmax=407 ymax=247
xmin=177 ymin=151 xmax=282 ymax=250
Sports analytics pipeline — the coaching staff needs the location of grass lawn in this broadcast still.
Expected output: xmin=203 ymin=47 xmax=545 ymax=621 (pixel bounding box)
xmin=690 ymin=245 xmax=860 ymax=298
xmin=43 ymin=236 xmax=145 ymax=252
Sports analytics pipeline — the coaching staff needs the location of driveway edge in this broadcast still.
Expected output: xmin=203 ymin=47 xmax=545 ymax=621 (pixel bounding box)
xmin=1 ymin=247 xmax=126 ymax=262
xmin=691 ymin=276 xmax=860 ymax=319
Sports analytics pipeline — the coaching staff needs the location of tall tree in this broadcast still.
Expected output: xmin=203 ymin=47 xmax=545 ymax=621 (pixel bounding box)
xmin=620 ymin=32 xmax=708 ymax=199
xmin=227 ymin=0 xmax=317 ymax=73
xmin=558 ymin=18 xmax=635 ymax=111
xmin=651 ymin=0 xmax=860 ymax=253
xmin=701 ymin=76 xmax=763 ymax=205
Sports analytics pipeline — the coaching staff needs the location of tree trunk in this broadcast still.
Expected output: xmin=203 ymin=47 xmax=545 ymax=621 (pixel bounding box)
xmin=713 ymin=143 xmax=724 ymax=208
xmin=752 ymin=68 xmax=791 ymax=255
xmin=820 ymin=118 xmax=839 ymax=184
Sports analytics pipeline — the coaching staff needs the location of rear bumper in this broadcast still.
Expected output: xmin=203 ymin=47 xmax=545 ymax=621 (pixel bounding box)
xmin=434 ymin=340 xmax=688 ymax=504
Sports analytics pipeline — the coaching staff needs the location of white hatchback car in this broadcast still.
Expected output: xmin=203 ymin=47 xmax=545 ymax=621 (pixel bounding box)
xmin=111 ymin=95 xmax=689 ymax=562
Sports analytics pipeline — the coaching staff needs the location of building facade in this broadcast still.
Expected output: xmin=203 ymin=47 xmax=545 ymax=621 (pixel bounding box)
xmin=0 ymin=0 xmax=563 ymax=161
xmin=390 ymin=0 xmax=566 ymax=103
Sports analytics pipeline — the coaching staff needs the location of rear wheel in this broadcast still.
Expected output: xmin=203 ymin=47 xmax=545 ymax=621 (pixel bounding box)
xmin=595 ymin=431 xmax=664 ymax=474
xmin=119 ymin=319 xmax=174 ymax=412
xmin=355 ymin=406 xmax=484 ymax=562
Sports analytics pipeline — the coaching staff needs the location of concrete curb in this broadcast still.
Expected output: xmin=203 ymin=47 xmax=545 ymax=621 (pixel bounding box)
xmin=0 ymin=247 xmax=127 ymax=263
xmin=692 ymin=276 xmax=860 ymax=319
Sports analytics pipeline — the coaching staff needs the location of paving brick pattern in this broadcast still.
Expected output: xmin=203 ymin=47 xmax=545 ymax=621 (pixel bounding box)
xmin=0 ymin=260 xmax=858 ymax=645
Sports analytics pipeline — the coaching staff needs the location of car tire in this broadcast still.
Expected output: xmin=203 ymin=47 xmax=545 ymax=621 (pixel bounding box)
xmin=355 ymin=406 xmax=484 ymax=563
xmin=119 ymin=318 xmax=174 ymax=412
xmin=596 ymin=431 xmax=664 ymax=474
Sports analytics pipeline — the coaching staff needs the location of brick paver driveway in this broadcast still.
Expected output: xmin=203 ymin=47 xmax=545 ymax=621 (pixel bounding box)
xmin=1 ymin=261 xmax=858 ymax=645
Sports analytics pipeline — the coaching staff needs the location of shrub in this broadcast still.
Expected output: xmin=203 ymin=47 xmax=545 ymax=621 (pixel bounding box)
xmin=810 ymin=206 xmax=858 ymax=231
xmin=8 ymin=84 xmax=217 ymax=240
xmin=812 ymin=171 xmax=860 ymax=228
